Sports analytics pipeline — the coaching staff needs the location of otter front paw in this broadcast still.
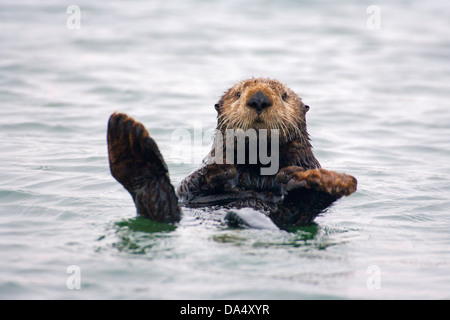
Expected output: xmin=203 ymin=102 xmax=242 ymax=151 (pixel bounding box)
xmin=201 ymin=164 xmax=238 ymax=192
xmin=276 ymin=167 xmax=357 ymax=197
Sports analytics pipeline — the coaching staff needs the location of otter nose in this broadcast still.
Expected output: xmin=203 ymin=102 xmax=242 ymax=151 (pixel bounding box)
xmin=247 ymin=91 xmax=272 ymax=114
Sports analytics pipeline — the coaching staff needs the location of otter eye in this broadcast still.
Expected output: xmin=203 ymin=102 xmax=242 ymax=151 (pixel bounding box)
xmin=282 ymin=92 xmax=288 ymax=101
xmin=236 ymin=92 xmax=241 ymax=98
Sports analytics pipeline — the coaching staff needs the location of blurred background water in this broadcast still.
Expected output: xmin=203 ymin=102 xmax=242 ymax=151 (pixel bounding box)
xmin=0 ymin=0 xmax=449 ymax=299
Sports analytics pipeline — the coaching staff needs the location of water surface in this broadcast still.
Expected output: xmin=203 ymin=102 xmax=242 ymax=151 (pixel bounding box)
xmin=0 ymin=0 xmax=449 ymax=299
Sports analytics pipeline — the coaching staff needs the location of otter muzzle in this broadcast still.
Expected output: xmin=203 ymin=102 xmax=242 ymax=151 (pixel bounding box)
xmin=247 ymin=91 xmax=272 ymax=114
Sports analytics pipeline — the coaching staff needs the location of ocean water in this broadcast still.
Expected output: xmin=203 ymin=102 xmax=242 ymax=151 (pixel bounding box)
xmin=0 ymin=0 xmax=449 ymax=299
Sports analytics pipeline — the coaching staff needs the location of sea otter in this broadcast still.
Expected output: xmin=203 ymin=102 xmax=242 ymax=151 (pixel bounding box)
xmin=107 ymin=78 xmax=357 ymax=230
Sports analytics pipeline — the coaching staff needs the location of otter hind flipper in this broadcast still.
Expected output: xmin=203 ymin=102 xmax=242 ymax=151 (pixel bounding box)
xmin=107 ymin=112 xmax=181 ymax=223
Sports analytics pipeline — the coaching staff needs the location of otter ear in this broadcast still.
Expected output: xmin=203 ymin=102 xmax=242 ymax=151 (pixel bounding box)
xmin=214 ymin=99 xmax=224 ymax=113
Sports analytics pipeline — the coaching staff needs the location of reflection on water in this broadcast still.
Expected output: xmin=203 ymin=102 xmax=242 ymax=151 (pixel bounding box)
xmin=212 ymin=224 xmax=320 ymax=247
xmin=112 ymin=218 xmax=177 ymax=255
xmin=110 ymin=212 xmax=360 ymax=255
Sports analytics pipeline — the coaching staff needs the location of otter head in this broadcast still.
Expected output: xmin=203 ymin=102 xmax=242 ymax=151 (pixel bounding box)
xmin=214 ymin=78 xmax=310 ymax=144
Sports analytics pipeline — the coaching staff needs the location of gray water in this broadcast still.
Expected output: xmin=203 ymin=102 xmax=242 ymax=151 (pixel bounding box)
xmin=1 ymin=0 xmax=449 ymax=299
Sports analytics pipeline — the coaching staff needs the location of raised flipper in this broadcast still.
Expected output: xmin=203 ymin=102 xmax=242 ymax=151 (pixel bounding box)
xmin=107 ymin=112 xmax=181 ymax=223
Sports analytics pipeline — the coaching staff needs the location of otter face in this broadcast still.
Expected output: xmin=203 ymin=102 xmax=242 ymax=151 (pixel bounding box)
xmin=215 ymin=78 xmax=310 ymax=143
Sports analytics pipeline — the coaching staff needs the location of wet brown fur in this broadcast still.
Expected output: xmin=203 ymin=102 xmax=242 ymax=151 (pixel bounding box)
xmin=216 ymin=78 xmax=309 ymax=145
xmin=107 ymin=78 xmax=357 ymax=229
